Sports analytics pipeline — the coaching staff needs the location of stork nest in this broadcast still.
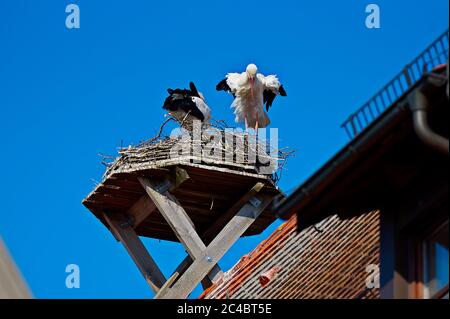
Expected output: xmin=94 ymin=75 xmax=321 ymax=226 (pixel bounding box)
xmin=100 ymin=118 xmax=294 ymax=184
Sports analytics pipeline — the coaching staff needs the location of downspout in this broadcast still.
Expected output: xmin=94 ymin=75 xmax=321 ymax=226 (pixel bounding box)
xmin=409 ymin=73 xmax=449 ymax=157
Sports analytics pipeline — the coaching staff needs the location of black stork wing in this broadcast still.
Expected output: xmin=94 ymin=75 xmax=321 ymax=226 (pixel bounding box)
xmin=163 ymin=86 xmax=205 ymax=121
xmin=216 ymin=78 xmax=231 ymax=92
xmin=189 ymin=82 xmax=201 ymax=98
xmin=264 ymin=85 xmax=287 ymax=112
xmin=216 ymin=79 xmax=236 ymax=98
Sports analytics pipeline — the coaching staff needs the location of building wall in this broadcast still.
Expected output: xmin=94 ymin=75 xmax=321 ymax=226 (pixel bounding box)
xmin=0 ymin=238 xmax=32 ymax=299
xmin=201 ymin=210 xmax=380 ymax=299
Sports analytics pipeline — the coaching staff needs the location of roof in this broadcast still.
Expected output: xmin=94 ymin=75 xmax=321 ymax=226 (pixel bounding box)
xmin=275 ymin=62 xmax=449 ymax=228
xmin=0 ymin=238 xmax=32 ymax=299
xmin=341 ymin=30 xmax=448 ymax=139
xmin=275 ymin=30 xmax=448 ymax=224
xmin=203 ymin=30 xmax=448 ymax=300
xmin=200 ymin=210 xmax=380 ymax=299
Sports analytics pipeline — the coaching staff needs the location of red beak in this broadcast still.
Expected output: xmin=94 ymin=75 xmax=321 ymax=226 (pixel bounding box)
xmin=249 ymin=77 xmax=255 ymax=99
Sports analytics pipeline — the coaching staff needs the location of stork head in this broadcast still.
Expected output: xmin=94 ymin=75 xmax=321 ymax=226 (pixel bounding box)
xmin=246 ymin=64 xmax=258 ymax=99
xmin=246 ymin=64 xmax=258 ymax=79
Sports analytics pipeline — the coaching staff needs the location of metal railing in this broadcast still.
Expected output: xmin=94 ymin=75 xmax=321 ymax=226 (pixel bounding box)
xmin=341 ymin=30 xmax=449 ymax=139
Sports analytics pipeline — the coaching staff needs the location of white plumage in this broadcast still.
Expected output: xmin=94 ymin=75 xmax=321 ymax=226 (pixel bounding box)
xmin=217 ymin=64 xmax=287 ymax=129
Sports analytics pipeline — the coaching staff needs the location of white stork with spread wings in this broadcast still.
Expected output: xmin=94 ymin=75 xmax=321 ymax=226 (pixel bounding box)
xmin=216 ymin=64 xmax=287 ymax=129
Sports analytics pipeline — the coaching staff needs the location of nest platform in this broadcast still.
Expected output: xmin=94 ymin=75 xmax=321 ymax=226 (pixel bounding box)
xmin=83 ymin=161 xmax=282 ymax=242
xmin=82 ymin=127 xmax=287 ymax=298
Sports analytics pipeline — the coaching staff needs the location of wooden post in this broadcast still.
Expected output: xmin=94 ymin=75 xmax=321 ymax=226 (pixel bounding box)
xmin=138 ymin=177 xmax=223 ymax=284
xmin=103 ymin=171 xmax=275 ymax=299
xmin=103 ymin=212 xmax=166 ymax=293
xmin=127 ymin=196 xmax=156 ymax=228
xmin=170 ymin=256 xmax=214 ymax=290
xmin=157 ymin=194 xmax=274 ymax=299
xmin=202 ymin=182 xmax=265 ymax=243
xmin=154 ymin=272 xmax=180 ymax=299
xmin=139 ymin=177 xmax=207 ymax=257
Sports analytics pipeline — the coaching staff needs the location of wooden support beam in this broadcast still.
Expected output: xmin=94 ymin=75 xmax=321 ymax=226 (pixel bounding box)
xmin=200 ymin=264 xmax=223 ymax=290
xmin=126 ymin=167 xmax=190 ymax=229
xmin=169 ymin=255 xmax=222 ymax=291
xmin=138 ymin=177 xmax=206 ymax=257
xmin=127 ymin=196 xmax=157 ymax=228
xmin=103 ymin=212 xmax=166 ymax=293
xmin=157 ymin=194 xmax=274 ymax=299
xmin=154 ymin=272 xmax=180 ymax=299
xmin=170 ymin=166 xmax=190 ymax=191
xmin=172 ymin=256 xmax=193 ymax=281
xmin=165 ymin=255 xmax=211 ymax=291
xmin=202 ymin=182 xmax=265 ymax=243
xmin=138 ymin=176 xmax=223 ymax=284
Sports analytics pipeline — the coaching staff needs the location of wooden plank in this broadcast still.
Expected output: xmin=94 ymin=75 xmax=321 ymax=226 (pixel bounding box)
xmin=177 ymin=202 xmax=225 ymax=214
xmin=202 ymin=263 xmax=223 ymax=286
xmin=103 ymin=212 xmax=166 ymax=293
xmin=93 ymin=191 xmax=141 ymax=203
xmin=174 ymin=188 xmax=230 ymax=202
xmin=84 ymin=199 xmax=132 ymax=210
xmin=179 ymin=181 xmax=245 ymax=196
xmin=202 ymin=182 xmax=265 ymax=242
xmin=114 ymin=159 xmax=268 ymax=179
xmin=103 ymin=178 xmax=143 ymax=192
xmin=125 ymin=167 xmax=190 ymax=229
xmin=138 ymin=177 xmax=205 ymax=258
xmin=182 ymin=164 xmax=270 ymax=181
xmin=187 ymin=175 xmax=255 ymax=189
xmin=138 ymin=176 xmax=223 ymax=283
xmin=170 ymin=166 xmax=191 ymax=191
xmin=142 ymin=212 xmax=213 ymax=226
xmin=165 ymin=255 xmax=220 ymax=291
xmin=97 ymin=185 xmax=143 ymax=197
xmin=158 ymin=194 xmax=274 ymax=299
xmin=127 ymin=196 xmax=157 ymax=228
xmin=154 ymin=272 xmax=180 ymax=299
xmin=172 ymin=256 xmax=193 ymax=280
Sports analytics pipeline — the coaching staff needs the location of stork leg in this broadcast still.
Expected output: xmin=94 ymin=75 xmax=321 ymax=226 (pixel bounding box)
xmin=255 ymin=120 xmax=259 ymax=131
xmin=244 ymin=115 xmax=249 ymax=130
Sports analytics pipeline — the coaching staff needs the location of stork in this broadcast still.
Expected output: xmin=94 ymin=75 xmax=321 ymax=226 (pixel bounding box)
xmin=216 ymin=64 xmax=287 ymax=129
xmin=163 ymin=82 xmax=211 ymax=129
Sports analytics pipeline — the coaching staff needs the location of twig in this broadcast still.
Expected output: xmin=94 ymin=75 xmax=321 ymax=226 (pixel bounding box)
xmin=100 ymin=118 xmax=295 ymax=184
xmin=149 ymin=117 xmax=175 ymax=143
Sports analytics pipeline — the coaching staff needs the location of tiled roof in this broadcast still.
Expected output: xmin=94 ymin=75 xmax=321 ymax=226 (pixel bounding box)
xmin=200 ymin=211 xmax=380 ymax=299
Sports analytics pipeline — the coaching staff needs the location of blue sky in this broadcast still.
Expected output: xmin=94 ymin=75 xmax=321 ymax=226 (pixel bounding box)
xmin=0 ymin=1 xmax=448 ymax=298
